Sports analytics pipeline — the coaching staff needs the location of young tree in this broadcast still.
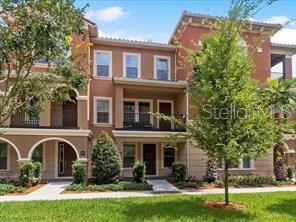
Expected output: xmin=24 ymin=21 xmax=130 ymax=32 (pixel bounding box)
xmin=184 ymin=0 xmax=278 ymax=205
xmin=92 ymin=131 xmax=122 ymax=184
xmin=262 ymin=79 xmax=296 ymax=180
xmin=0 ymin=0 xmax=88 ymax=126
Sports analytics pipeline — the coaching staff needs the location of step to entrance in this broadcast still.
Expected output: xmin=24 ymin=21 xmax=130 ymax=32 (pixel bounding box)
xmin=147 ymin=180 xmax=181 ymax=194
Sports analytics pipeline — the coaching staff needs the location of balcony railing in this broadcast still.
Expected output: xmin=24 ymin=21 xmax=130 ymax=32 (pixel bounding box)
xmin=51 ymin=109 xmax=78 ymax=129
xmin=10 ymin=111 xmax=39 ymax=128
xmin=123 ymin=112 xmax=186 ymax=131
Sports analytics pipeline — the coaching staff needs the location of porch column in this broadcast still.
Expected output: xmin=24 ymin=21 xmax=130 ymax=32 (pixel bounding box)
xmin=77 ymin=98 xmax=88 ymax=129
xmin=283 ymin=55 xmax=293 ymax=80
xmin=115 ymin=86 xmax=123 ymax=129
xmin=39 ymin=100 xmax=51 ymax=127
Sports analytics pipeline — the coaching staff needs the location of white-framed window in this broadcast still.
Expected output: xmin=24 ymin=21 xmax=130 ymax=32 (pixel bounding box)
xmin=94 ymin=50 xmax=112 ymax=77
xmin=163 ymin=146 xmax=176 ymax=168
xmin=93 ymin=97 xmax=112 ymax=124
xmin=32 ymin=144 xmax=43 ymax=164
xmin=123 ymin=53 xmax=141 ymax=78
xmin=218 ymin=157 xmax=253 ymax=170
xmin=123 ymin=144 xmax=136 ymax=168
xmin=154 ymin=55 xmax=171 ymax=81
xmin=0 ymin=143 xmax=8 ymax=170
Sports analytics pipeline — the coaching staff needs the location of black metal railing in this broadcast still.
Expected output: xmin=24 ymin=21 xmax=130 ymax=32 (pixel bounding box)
xmin=123 ymin=112 xmax=186 ymax=131
xmin=51 ymin=109 xmax=78 ymax=128
xmin=10 ymin=111 xmax=39 ymax=127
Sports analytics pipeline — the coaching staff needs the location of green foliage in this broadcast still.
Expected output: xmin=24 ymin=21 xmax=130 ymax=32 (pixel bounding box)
xmin=287 ymin=166 xmax=295 ymax=180
xmin=65 ymin=181 xmax=152 ymax=192
xmin=0 ymin=0 xmax=88 ymax=126
xmin=218 ymin=176 xmax=276 ymax=187
xmin=172 ymin=162 xmax=186 ymax=182
xmin=19 ymin=161 xmax=42 ymax=187
xmin=92 ymin=131 xmax=121 ymax=184
xmin=175 ymin=181 xmax=204 ymax=189
xmin=72 ymin=160 xmax=86 ymax=184
xmin=133 ymin=161 xmax=146 ymax=183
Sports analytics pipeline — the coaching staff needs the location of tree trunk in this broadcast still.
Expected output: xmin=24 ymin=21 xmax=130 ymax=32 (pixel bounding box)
xmin=224 ymin=161 xmax=229 ymax=205
xmin=273 ymin=142 xmax=287 ymax=181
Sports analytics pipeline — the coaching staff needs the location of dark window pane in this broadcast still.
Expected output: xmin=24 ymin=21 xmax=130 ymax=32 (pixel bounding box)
xmin=157 ymin=70 xmax=168 ymax=80
xmin=164 ymin=147 xmax=175 ymax=168
xmin=0 ymin=143 xmax=7 ymax=170
xmin=123 ymin=144 xmax=135 ymax=168
xmin=97 ymin=112 xmax=109 ymax=123
xmin=0 ymin=157 xmax=7 ymax=170
xmin=32 ymin=144 xmax=43 ymax=163
xmin=243 ymin=157 xmax=251 ymax=168
xmin=126 ymin=67 xmax=138 ymax=78
xmin=97 ymin=65 xmax=109 ymax=76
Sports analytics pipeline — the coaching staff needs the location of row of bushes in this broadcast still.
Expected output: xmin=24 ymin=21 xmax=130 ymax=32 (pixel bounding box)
xmin=217 ymin=176 xmax=277 ymax=187
xmin=66 ymin=181 xmax=152 ymax=192
xmin=0 ymin=184 xmax=25 ymax=196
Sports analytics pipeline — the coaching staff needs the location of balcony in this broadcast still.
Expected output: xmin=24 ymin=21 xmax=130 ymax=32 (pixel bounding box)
xmin=10 ymin=109 xmax=78 ymax=129
xmin=122 ymin=112 xmax=186 ymax=131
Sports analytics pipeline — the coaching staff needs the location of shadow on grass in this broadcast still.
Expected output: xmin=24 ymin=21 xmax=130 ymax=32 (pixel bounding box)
xmin=266 ymin=198 xmax=296 ymax=217
xmin=120 ymin=195 xmax=254 ymax=221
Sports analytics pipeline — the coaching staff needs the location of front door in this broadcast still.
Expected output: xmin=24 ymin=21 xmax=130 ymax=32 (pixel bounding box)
xmin=143 ymin=144 xmax=156 ymax=175
xmin=159 ymin=102 xmax=172 ymax=130
xmin=58 ymin=142 xmax=77 ymax=177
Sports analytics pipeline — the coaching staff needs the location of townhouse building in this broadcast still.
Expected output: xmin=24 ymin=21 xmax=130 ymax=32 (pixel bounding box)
xmin=0 ymin=12 xmax=295 ymax=179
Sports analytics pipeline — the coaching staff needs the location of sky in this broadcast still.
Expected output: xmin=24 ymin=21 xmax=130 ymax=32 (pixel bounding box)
xmin=75 ymin=0 xmax=296 ymax=75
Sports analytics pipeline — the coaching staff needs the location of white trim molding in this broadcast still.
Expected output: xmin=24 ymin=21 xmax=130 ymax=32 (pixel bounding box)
xmin=93 ymin=50 xmax=112 ymax=78
xmin=93 ymin=96 xmax=113 ymax=125
xmin=154 ymin=55 xmax=171 ymax=81
xmin=123 ymin=52 xmax=141 ymax=78
xmin=1 ymin=128 xmax=91 ymax=137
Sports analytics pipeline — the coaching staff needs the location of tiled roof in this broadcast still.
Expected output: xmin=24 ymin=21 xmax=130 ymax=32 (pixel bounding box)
xmin=97 ymin=37 xmax=175 ymax=48
xmin=271 ymin=42 xmax=296 ymax=49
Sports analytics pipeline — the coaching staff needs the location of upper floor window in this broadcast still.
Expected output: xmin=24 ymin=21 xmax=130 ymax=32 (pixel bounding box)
xmin=154 ymin=56 xmax=170 ymax=81
xmin=123 ymin=53 xmax=141 ymax=78
xmin=94 ymin=50 xmax=112 ymax=77
xmin=0 ymin=143 xmax=8 ymax=170
xmin=94 ymin=97 xmax=112 ymax=124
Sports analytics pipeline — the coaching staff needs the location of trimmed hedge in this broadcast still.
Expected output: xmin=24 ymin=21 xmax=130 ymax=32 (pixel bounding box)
xmin=72 ymin=161 xmax=86 ymax=184
xmin=218 ymin=176 xmax=276 ymax=187
xmin=66 ymin=181 xmax=152 ymax=192
xmin=133 ymin=161 xmax=146 ymax=183
xmin=0 ymin=184 xmax=25 ymax=196
xmin=172 ymin=162 xmax=186 ymax=182
xmin=19 ymin=161 xmax=42 ymax=187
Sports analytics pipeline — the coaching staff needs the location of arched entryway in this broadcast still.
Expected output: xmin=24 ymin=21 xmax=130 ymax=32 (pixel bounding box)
xmin=0 ymin=138 xmax=21 ymax=175
xmin=28 ymin=137 xmax=79 ymax=178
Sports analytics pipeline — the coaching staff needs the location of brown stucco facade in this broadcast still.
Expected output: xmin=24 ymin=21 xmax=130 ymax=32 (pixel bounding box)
xmin=1 ymin=12 xmax=295 ymax=180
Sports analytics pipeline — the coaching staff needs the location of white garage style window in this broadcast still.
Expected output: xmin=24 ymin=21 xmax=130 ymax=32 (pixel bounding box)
xmin=123 ymin=144 xmax=136 ymax=168
xmin=94 ymin=97 xmax=112 ymax=124
xmin=0 ymin=143 xmax=8 ymax=170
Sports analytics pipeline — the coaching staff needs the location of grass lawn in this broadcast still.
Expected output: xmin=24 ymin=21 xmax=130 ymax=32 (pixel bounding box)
xmin=0 ymin=192 xmax=295 ymax=221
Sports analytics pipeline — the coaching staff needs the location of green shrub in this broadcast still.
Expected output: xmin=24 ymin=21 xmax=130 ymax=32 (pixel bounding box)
xmin=133 ymin=161 xmax=146 ymax=183
xmin=0 ymin=184 xmax=16 ymax=196
xmin=72 ymin=160 xmax=86 ymax=184
xmin=19 ymin=161 xmax=42 ymax=187
xmin=65 ymin=181 xmax=152 ymax=192
xmin=92 ymin=131 xmax=121 ymax=184
xmin=287 ymin=166 xmax=295 ymax=180
xmin=172 ymin=162 xmax=186 ymax=182
xmin=225 ymin=176 xmax=276 ymax=187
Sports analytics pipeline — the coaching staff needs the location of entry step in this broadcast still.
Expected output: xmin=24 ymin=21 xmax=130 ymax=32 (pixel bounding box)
xmin=147 ymin=179 xmax=181 ymax=194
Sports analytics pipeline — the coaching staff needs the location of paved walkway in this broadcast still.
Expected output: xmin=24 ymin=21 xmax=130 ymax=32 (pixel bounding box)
xmin=0 ymin=182 xmax=296 ymax=203
xmin=147 ymin=179 xmax=181 ymax=193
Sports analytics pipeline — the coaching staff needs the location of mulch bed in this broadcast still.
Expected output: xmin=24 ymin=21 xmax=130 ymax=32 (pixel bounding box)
xmin=6 ymin=183 xmax=46 ymax=196
xmin=203 ymin=201 xmax=246 ymax=210
xmin=62 ymin=189 xmax=147 ymax=194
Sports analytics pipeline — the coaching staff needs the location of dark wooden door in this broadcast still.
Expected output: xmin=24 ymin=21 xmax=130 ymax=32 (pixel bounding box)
xmin=159 ymin=102 xmax=172 ymax=130
xmin=58 ymin=142 xmax=77 ymax=177
xmin=143 ymin=144 xmax=156 ymax=175
xmin=62 ymin=97 xmax=77 ymax=128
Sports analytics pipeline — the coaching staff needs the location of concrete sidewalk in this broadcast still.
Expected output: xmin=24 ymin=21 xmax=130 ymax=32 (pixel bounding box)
xmin=0 ymin=183 xmax=296 ymax=203
xmin=147 ymin=179 xmax=181 ymax=194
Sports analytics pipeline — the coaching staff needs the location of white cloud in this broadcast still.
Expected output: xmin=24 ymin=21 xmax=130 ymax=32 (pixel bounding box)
xmin=263 ymin=16 xmax=289 ymax=25
xmin=271 ymin=28 xmax=296 ymax=45
xmin=86 ymin=7 xmax=125 ymax=22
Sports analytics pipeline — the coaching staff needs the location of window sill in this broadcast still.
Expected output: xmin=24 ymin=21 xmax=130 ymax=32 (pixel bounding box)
xmin=92 ymin=76 xmax=112 ymax=80
xmin=92 ymin=123 xmax=113 ymax=127
xmin=217 ymin=168 xmax=255 ymax=171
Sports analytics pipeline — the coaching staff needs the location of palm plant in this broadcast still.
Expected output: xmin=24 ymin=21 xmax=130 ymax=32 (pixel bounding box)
xmin=262 ymin=78 xmax=296 ymax=180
